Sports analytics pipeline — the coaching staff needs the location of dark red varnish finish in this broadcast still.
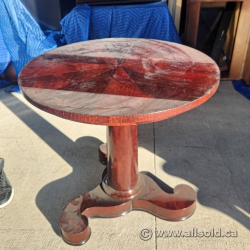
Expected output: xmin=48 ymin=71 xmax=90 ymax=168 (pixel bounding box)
xmin=107 ymin=126 xmax=138 ymax=191
xmin=18 ymin=38 xmax=220 ymax=246
xmin=19 ymin=38 xmax=220 ymax=126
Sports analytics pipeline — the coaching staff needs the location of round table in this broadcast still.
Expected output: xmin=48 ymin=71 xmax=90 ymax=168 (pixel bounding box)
xmin=19 ymin=38 xmax=220 ymax=246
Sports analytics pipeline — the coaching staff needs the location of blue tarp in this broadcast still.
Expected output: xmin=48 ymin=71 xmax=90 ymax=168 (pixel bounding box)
xmin=232 ymin=79 xmax=250 ymax=100
xmin=90 ymin=2 xmax=180 ymax=42
xmin=0 ymin=29 xmax=10 ymax=75
xmin=61 ymin=2 xmax=181 ymax=44
xmin=0 ymin=0 xmax=58 ymax=75
xmin=61 ymin=4 xmax=91 ymax=44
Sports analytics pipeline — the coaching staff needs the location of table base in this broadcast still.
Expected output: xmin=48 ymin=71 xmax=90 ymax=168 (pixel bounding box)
xmin=60 ymin=172 xmax=196 ymax=246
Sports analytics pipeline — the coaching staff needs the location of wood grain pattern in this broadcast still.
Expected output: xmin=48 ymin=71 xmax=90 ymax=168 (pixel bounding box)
xmin=19 ymin=38 xmax=220 ymax=126
xmin=107 ymin=126 xmax=138 ymax=191
xmin=242 ymin=36 xmax=250 ymax=85
xmin=229 ymin=1 xmax=250 ymax=79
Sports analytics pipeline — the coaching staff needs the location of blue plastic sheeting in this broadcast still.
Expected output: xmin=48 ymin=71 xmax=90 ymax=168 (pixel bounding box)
xmin=61 ymin=2 xmax=181 ymax=44
xmin=0 ymin=29 xmax=10 ymax=75
xmin=61 ymin=4 xmax=91 ymax=44
xmin=0 ymin=80 xmax=13 ymax=89
xmin=232 ymin=79 xmax=250 ymax=100
xmin=0 ymin=29 xmax=12 ymax=89
xmin=0 ymin=0 xmax=57 ymax=75
xmin=4 ymin=84 xmax=21 ymax=93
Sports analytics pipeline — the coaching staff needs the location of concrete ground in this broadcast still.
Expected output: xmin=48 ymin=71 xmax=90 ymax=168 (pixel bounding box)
xmin=0 ymin=81 xmax=249 ymax=250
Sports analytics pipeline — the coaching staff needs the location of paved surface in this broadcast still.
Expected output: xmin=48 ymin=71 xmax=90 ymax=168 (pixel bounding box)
xmin=0 ymin=81 xmax=249 ymax=250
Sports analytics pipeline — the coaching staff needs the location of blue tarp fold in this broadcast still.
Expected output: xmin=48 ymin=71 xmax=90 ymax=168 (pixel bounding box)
xmin=0 ymin=29 xmax=10 ymax=75
xmin=0 ymin=0 xmax=58 ymax=75
xmin=90 ymin=2 xmax=181 ymax=42
xmin=61 ymin=4 xmax=91 ymax=44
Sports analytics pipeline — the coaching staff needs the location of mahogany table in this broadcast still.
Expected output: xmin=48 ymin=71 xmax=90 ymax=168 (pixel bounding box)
xmin=18 ymin=38 xmax=220 ymax=246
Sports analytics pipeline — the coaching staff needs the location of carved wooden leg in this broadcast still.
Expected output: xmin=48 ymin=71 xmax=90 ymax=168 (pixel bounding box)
xmin=60 ymin=125 xmax=196 ymax=245
xmin=60 ymin=185 xmax=128 ymax=245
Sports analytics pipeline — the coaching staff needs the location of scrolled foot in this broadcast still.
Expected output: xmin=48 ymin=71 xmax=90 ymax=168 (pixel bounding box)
xmin=133 ymin=174 xmax=196 ymax=221
xmin=59 ymin=185 xmax=130 ymax=245
xmin=60 ymin=196 xmax=91 ymax=246
xmin=60 ymin=173 xmax=196 ymax=245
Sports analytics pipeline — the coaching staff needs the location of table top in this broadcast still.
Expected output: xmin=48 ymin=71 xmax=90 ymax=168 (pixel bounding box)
xmin=19 ymin=38 xmax=220 ymax=126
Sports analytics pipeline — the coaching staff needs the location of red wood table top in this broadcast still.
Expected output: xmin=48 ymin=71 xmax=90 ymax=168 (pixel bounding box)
xmin=19 ymin=38 xmax=220 ymax=126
